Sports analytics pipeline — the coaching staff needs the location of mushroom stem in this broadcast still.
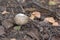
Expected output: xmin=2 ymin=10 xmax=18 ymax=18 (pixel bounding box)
xmin=30 ymin=15 xmax=35 ymax=20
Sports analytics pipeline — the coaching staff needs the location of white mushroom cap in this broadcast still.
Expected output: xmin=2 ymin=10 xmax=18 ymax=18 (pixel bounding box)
xmin=14 ymin=13 xmax=29 ymax=25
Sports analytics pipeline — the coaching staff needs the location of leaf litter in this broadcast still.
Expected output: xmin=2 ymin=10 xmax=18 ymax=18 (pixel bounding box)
xmin=0 ymin=0 xmax=60 ymax=40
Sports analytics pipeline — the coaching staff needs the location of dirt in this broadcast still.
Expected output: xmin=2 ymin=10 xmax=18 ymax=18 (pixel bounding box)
xmin=0 ymin=0 xmax=60 ymax=40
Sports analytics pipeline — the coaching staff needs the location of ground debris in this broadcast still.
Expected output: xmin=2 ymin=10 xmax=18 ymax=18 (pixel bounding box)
xmin=0 ymin=0 xmax=60 ymax=40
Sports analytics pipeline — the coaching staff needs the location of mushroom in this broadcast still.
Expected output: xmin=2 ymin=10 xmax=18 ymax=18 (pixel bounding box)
xmin=52 ymin=22 xmax=59 ymax=26
xmin=44 ymin=17 xmax=59 ymax=26
xmin=30 ymin=11 xmax=41 ymax=20
xmin=44 ymin=17 xmax=55 ymax=23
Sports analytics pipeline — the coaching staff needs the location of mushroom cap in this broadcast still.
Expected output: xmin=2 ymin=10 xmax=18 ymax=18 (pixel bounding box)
xmin=44 ymin=17 xmax=55 ymax=23
xmin=32 ymin=11 xmax=41 ymax=18
xmin=14 ymin=13 xmax=29 ymax=25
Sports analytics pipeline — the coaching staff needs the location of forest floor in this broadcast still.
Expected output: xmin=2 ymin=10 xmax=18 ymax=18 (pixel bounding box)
xmin=0 ymin=0 xmax=60 ymax=40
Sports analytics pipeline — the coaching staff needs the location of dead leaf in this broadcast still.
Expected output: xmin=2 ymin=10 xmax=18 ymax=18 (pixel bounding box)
xmin=2 ymin=10 xmax=9 ymax=14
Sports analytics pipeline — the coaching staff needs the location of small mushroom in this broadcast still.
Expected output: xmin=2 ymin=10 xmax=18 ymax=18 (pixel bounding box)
xmin=52 ymin=22 xmax=59 ymax=26
xmin=44 ymin=17 xmax=59 ymax=26
xmin=44 ymin=17 xmax=55 ymax=23
xmin=10 ymin=38 xmax=16 ymax=40
xmin=30 ymin=11 xmax=41 ymax=20
xmin=14 ymin=13 xmax=29 ymax=25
